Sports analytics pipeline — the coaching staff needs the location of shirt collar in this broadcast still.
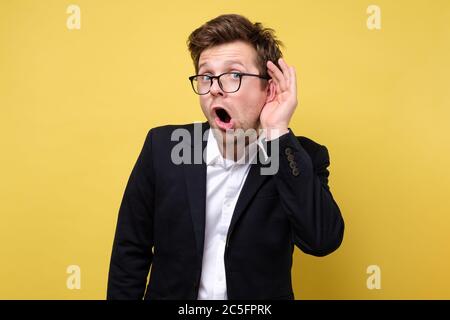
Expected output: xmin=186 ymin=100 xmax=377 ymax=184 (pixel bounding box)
xmin=205 ymin=128 xmax=269 ymax=169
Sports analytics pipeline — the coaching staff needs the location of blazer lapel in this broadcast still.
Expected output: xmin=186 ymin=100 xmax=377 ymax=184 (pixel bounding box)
xmin=183 ymin=121 xmax=209 ymax=260
xmin=227 ymin=158 xmax=271 ymax=240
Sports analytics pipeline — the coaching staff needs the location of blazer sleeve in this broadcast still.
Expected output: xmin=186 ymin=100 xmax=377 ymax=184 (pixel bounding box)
xmin=271 ymin=129 xmax=345 ymax=257
xmin=107 ymin=129 xmax=155 ymax=299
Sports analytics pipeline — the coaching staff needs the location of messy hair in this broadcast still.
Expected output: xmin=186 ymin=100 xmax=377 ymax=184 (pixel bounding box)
xmin=187 ymin=14 xmax=284 ymax=79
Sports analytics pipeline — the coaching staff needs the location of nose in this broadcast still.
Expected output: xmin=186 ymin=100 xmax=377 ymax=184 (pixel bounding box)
xmin=209 ymin=77 xmax=224 ymax=96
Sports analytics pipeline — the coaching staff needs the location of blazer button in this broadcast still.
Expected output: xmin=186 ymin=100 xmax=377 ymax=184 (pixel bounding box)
xmin=292 ymin=168 xmax=300 ymax=176
xmin=287 ymin=154 xmax=294 ymax=162
xmin=285 ymin=147 xmax=293 ymax=155
xmin=289 ymin=161 xmax=297 ymax=169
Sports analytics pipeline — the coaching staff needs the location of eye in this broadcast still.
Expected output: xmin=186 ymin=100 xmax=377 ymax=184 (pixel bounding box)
xmin=230 ymin=72 xmax=242 ymax=79
xmin=198 ymin=74 xmax=212 ymax=81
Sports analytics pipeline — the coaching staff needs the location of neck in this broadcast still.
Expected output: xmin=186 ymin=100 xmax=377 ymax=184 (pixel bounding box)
xmin=212 ymin=130 xmax=258 ymax=162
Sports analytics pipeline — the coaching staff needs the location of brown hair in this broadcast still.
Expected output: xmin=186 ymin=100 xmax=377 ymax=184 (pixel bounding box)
xmin=187 ymin=14 xmax=284 ymax=79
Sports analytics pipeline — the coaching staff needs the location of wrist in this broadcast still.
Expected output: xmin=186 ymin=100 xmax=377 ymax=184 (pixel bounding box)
xmin=263 ymin=127 xmax=289 ymax=140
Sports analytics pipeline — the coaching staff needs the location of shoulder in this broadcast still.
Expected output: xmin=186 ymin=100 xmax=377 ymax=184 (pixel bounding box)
xmin=147 ymin=122 xmax=195 ymax=136
xmin=144 ymin=122 xmax=200 ymax=144
xmin=297 ymin=136 xmax=327 ymax=154
xmin=295 ymin=135 xmax=330 ymax=167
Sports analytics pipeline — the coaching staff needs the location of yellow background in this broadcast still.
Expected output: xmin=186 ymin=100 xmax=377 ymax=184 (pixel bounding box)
xmin=1 ymin=0 xmax=450 ymax=299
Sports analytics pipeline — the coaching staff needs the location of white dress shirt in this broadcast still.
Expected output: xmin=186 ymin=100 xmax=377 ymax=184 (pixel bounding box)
xmin=197 ymin=129 xmax=267 ymax=300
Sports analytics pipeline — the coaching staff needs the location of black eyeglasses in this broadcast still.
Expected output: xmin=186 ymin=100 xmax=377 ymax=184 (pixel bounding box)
xmin=189 ymin=72 xmax=270 ymax=95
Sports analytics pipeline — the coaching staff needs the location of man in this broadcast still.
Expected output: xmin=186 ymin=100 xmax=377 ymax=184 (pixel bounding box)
xmin=107 ymin=14 xmax=344 ymax=300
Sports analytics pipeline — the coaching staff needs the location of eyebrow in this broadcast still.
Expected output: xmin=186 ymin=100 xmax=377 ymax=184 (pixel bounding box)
xmin=198 ymin=60 xmax=246 ymax=71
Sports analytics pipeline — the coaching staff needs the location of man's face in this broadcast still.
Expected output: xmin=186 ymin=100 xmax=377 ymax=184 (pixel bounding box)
xmin=197 ymin=40 xmax=270 ymax=142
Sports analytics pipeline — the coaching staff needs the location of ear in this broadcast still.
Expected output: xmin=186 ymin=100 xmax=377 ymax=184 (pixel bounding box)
xmin=264 ymin=79 xmax=277 ymax=104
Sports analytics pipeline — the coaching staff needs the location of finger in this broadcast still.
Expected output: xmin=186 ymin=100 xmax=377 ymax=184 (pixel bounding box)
xmin=270 ymin=59 xmax=293 ymax=95
xmin=278 ymin=58 xmax=291 ymax=83
xmin=267 ymin=68 xmax=282 ymax=96
xmin=289 ymin=66 xmax=297 ymax=92
xmin=270 ymin=59 xmax=288 ymax=88
xmin=267 ymin=60 xmax=287 ymax=92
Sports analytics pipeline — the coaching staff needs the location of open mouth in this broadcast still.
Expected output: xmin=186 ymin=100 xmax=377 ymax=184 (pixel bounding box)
xmin=213 ymin=107 xmax=234 ymax=131
xmin=215 ymin=107 xmax=231 ymax=123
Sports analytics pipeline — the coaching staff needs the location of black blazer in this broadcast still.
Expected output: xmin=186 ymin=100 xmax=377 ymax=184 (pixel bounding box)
xmin=107 ymin=121 xmax=344 ymax=300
